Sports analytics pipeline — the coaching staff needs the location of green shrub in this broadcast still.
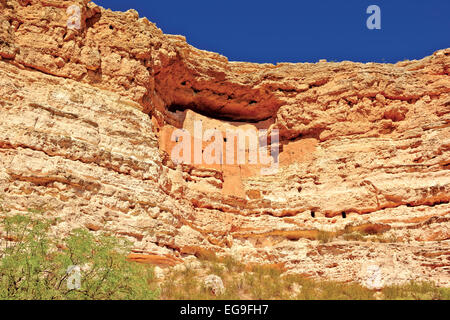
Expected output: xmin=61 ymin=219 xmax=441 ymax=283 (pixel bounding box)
xmin=0 ymin=214 xmax=159 ymax=300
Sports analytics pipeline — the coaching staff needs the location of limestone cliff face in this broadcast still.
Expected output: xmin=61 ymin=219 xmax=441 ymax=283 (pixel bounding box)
xmin=0 ymin=1 xmax=449 ymax=287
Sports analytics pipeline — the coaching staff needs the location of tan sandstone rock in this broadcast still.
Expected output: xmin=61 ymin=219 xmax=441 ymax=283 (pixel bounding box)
xmin=0 ymin=0 xmax=448 ymax=288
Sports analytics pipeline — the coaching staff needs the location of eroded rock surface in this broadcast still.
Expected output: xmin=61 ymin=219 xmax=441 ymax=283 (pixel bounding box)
xmin=0 ymin=0 xmax=449 ymax=287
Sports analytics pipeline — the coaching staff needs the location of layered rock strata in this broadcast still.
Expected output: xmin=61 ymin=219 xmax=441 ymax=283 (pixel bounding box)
xmin=0 ymin=0 xmax=449 ymax=287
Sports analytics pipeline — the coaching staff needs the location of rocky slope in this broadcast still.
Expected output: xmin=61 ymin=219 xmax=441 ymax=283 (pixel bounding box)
xmin=0 ymin=0 xmax=449 ymax=287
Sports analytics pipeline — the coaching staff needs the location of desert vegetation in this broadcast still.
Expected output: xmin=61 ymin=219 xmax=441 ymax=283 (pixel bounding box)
xmin=0 ymin=212 xmax=158 ymax=300
xmin=0 ymin=211 xmax=448 ymax=300
xmin=158 ymin=252 xmax=450 ymax=300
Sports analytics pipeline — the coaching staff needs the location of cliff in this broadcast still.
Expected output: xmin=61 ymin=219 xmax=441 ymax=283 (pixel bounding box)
xmin=0 ymin=0 xmax=449 ymax=287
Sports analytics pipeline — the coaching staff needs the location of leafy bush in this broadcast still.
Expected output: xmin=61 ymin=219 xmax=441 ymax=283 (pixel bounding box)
xmin=0 ymin=214 xmax=158 ymax=300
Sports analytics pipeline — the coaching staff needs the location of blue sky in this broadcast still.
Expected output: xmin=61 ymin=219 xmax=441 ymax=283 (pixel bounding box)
xmin=95 ymin=0 xmax=450 ymax=64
